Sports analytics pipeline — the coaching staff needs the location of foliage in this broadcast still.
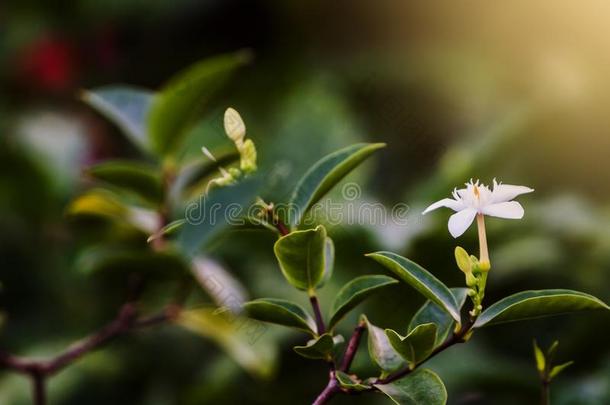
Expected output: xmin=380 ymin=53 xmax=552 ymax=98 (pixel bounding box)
xmin=2 ymin=48 xmax=610 ymax=405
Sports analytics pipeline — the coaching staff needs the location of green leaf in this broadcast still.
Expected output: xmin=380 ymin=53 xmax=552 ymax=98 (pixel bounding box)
xmin=549 ymin=361 xmax=574 ymax=379
xmin=67 ymin=189 xmax=126 ymax=220
xmin=148 ymin=52 xmax=250 ymax=156
xmin=546 ymin=340 xmax=559 ymax=363
xmin=177 ymin=176 xmax=261 ymax=256
xmin=408 ymin=288 xmax=469 ymax=346
xmin=533 ymin=340 xmax=545 ymax=373
xmin=87 ymin=160 xmax=163 ymax=205
xmin=67 ymin=189 xmax=161 ymax=234
xmin=363 ymin=316 xmax=406 ymax=374
xmin=317 ymin=237 xmax=335 ymax=289
xmin=192 ymin=256 xmax=247 ymax=313
xmin=293 ymin=333 xmax=335 ymax=359
xmin=147 ymin=219 xmax=186 ymax=243
xmin=374 ymin=368 xmax=447 ymax=405
xmin=335 ymin=371 xmax=372 ymax=391
xmin=243 ymin=298 xmax=316 ymax=335
xmin=75 ymin=246 xmax=189 ymax=278
xmin=328 ymin=275 xmax=399 ymax=330
xmin=81 ymin=86 xmax=153 ymax=153
xmin=366 ymin=252 xmax=461 ymax=323
xmin=385 ymin=323 xmax=437 ymax=365
xmin=178 ymin=308 xmax=276 ymax=379
xmin=287 ymin=143 xmax=385 ymax=227
xmin=474 ymin=289 xmax=610 ymax=328
xmin=273 ymin=225 xmax=328 ymax=292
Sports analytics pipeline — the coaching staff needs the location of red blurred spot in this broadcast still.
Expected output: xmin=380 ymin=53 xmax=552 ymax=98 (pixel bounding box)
xmin=18 ymin=36 xmax=78 ymax=92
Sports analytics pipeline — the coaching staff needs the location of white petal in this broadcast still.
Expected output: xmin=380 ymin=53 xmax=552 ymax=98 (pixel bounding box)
xmin=448 ymin=208 xmax=477 ymax=238
xmin=491 ymin=183 xmax=534 ymax=203
xmin=422 ymin=198 xmax=464 ymax=215
xmin=482 ymin=201 xmax=524 ymax=219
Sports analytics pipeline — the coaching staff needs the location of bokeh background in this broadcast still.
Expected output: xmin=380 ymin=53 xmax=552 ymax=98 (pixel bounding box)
xmin=1 ymin=1 xmax=610 ymax=404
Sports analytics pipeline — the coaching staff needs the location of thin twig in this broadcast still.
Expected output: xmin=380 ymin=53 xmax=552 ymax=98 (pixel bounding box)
xmin=32 ymin=372 xmax=45 ymax=405
xmin=541 ymin=380 xmax=550 ymax=405
xmin=309 ymin=295 xmax=326 ymax=335
xmin=312 ymin=370 xmax=340 ymax=405
xmin=340 ymin=321 xmax=365 ymax=372
xmin=0 ymin=299 xmax=182 ymax=404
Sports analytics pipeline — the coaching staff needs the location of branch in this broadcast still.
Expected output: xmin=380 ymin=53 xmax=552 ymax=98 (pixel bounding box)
xmin=0 ymin=290 xmax=182 ymax=405
xmin=312 ymin=370 xmax=340 ymax=405
xmin=340 ymin=321 xmax=365 ymax=372
xmin=0 ymin=302 xmax=180 ymax=377
xmin=309 ymin=295 xmax=326 ymax=335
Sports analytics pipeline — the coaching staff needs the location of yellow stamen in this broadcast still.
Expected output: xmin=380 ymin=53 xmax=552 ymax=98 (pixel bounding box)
xmin=473 ymin=185 xmax=480 ymax=199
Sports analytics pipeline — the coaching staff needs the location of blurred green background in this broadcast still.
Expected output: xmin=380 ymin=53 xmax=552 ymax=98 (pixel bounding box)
xmin=1 ymin=1 xmax=609 ymax=404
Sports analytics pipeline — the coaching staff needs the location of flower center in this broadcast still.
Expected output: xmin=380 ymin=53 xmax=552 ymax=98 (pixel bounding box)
xmin=473 ymin=185 xmax=480 ymax=199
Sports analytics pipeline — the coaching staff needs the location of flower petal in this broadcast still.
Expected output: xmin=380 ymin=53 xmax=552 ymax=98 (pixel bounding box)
xmin=491 ymin=183 xmax=534 ymax=203
xmin=422 ymin=198 xmax=464 ymax=215
xmin=482 ymin=201 xmax=524 ymax=219
xmin=448 ymin=208 xmax=477 ymax=238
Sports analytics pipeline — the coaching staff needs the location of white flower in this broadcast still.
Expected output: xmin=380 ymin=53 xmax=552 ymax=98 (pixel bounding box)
xmin=423 ymin=179 xmax=534 ymax=238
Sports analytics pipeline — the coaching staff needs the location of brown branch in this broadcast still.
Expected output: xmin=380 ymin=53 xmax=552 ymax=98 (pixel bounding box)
xmin=312 ymin=370 xmax=340 ymax=405
xmin=0 ymin=303 xmax=178 ymax=375
xmin=309 ymin=295 xmax=326 ymax=335
xmin=339 ymin=321 xmax=365 ymax=372
xmin=312 ymin=318 xmax=476 ymax=404
xmin=32 ymin=372 xmax=46 ymax=405
xmin=0 ymin=298 xmax=181 ymax=405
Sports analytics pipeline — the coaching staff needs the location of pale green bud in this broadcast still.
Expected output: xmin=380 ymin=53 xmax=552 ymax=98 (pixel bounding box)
xmin=239 ymin=139 xmax=257 ymax=173
xmin=224 ymin=107 xmax=246 ymax=144
xmin=465 ymin=272 xmax=478 ymax=287
xmin=454 ymin=246 xmax=472 ymax=274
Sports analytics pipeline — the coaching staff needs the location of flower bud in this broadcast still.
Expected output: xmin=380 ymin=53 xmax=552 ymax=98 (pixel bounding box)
xmin=465 ymin=272 xmax=478 ymax=287
xmin=454 ymin=246 xmax=471 ymax=274
xmin=224 ymin=107 xmax=246 ymax=144
xmin=239 ymin=139 xmax=257 ymax=173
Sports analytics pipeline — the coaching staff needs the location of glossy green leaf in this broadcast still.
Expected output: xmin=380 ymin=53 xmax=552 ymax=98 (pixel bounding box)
xmin=148 ymin=52 xmax=250 ymax=156
xmin=287 ymin=143 xmax=385 ymax=227
xmin=549 ymin=361 xmax=574 ymax=379
xmin=178 ymin=308 xmax=276 ymax=379
xmin=87 ymin=160 xmax=163 ymax=204
xmin=386 ymin=323 xmax=437 ymax=365
xmin=81 ymin=86 xmax=153 ymax=153
xmin=366 ymin=252 xmax=461 ymax=323
xmin=363 ymin=316 xmax=406 ymax=374
xmin=243 ymin=298 xmax=316 ymax=335
xmin=317 ymin=237 xmax=335 ymax=289
xmin=293 ymin=333 xmax=335 ymax=359
xmin=177 ymin=176 xmax=261 ymax=257
xmin=328 ymin=275 xmax=399 ymax=330
xmin=273 ymin=225 xmax=328 ymax=292
xmin=335 ymin=371 xmax=371 ymax=391
xmin=408 ymin=288 xmax=469 ymax=346
xmin=374 ymin=368 xmax=447 ymax=405
xmin=474 ymin=289 xmax=610 ymax=328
